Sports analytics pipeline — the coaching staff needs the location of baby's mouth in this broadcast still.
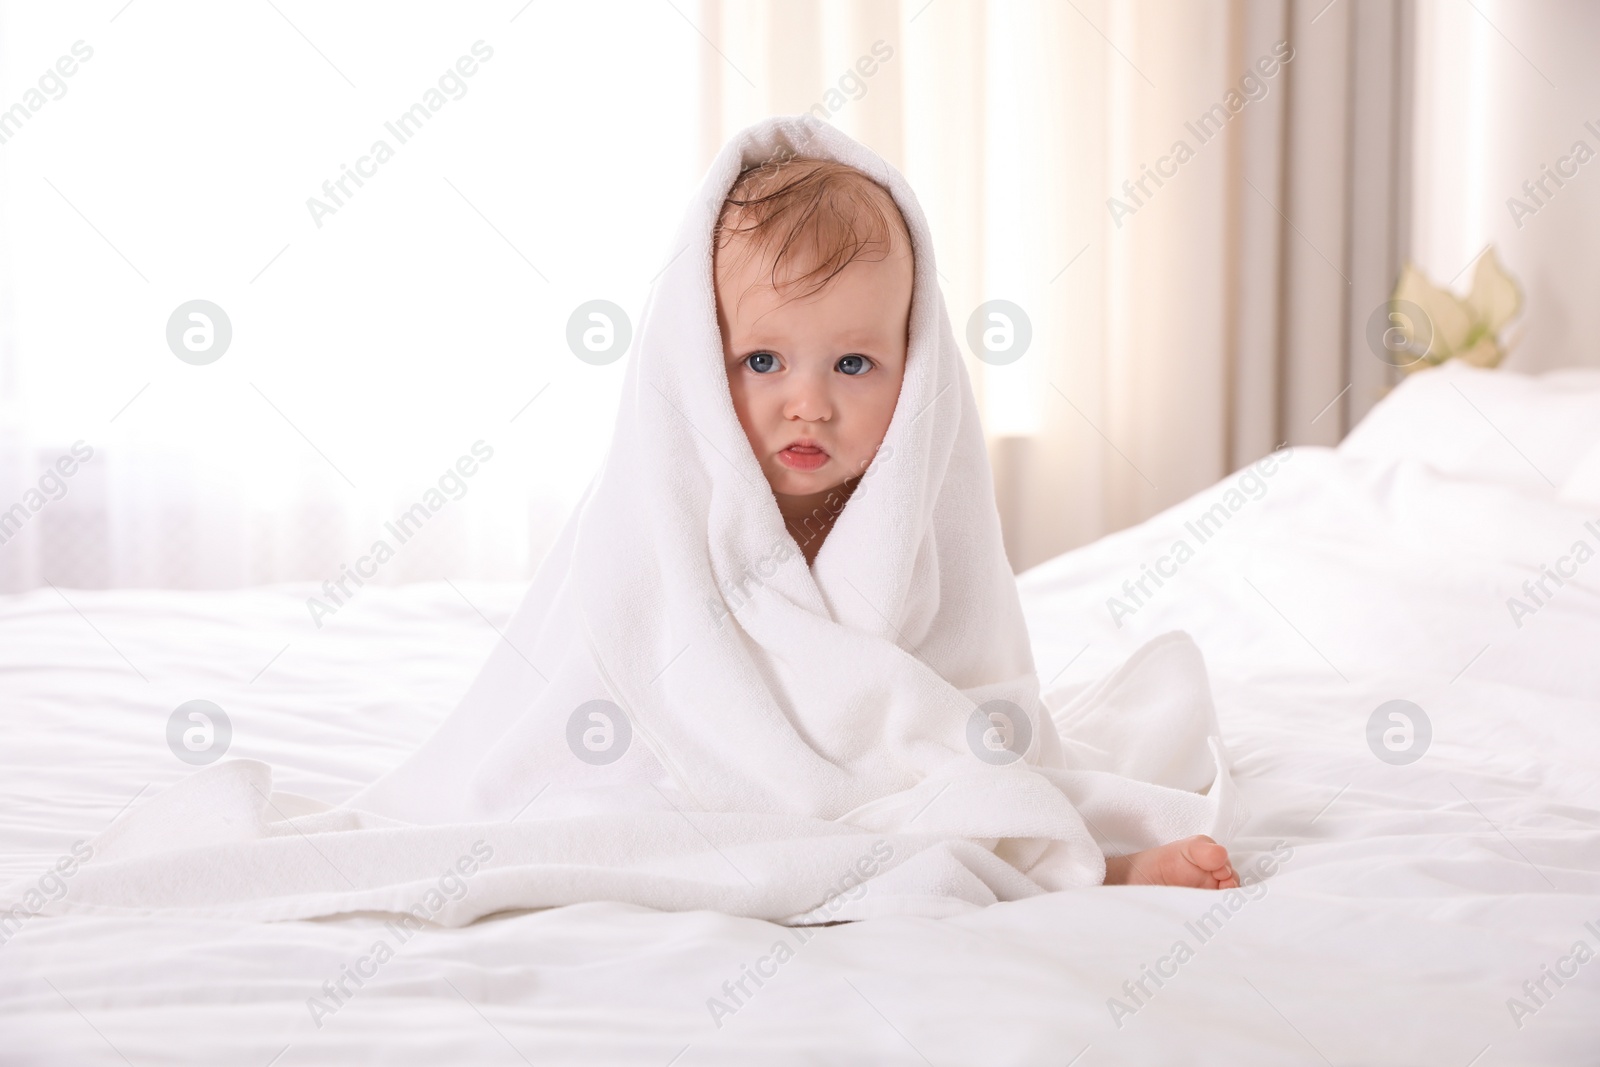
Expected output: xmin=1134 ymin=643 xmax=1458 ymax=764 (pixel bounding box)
xmin=777 ymin=442 xmax=828 ymax=472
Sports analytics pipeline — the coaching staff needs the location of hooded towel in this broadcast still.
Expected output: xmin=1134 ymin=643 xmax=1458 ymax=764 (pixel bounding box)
xmin=25 ymin=114 xmax=1236 ymax=925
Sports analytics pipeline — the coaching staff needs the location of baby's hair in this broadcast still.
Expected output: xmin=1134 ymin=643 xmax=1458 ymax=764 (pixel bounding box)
xmin=714 ymin=153 xmax=911 ymax=305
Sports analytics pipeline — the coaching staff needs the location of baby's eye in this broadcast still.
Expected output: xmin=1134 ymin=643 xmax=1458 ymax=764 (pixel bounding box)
xmin=836 ymin=354 xmax=873 ymax=376
xmin=745 ymin=352 xmax=778 ymax=374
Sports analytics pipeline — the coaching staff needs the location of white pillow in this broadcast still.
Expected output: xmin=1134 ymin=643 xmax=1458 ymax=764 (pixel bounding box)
xmin=1339 ymin=361 xmax=1600 ymax=492
xmin=1560 ymin=439 xmax=1600 ymax=507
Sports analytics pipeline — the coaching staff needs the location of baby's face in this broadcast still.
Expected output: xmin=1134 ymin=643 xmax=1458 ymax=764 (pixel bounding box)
xmin=715 ymin=235 xmax=912 ymax=503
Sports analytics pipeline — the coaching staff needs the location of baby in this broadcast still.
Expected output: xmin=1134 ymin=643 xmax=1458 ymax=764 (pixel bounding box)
xmin=712 ymin=154 xmax=1238 ymax=891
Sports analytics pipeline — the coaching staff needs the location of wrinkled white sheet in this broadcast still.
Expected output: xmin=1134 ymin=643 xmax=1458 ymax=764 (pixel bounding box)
xmin=2 ymin=372 xmax=1599 ymax=1064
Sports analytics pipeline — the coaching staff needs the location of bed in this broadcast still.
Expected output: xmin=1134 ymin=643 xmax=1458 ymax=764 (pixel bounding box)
xmin=2 ymin=363 xmax=1597 ymax=1065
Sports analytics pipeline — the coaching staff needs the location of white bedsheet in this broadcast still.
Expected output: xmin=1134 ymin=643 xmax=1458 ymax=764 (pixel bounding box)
xmin=2 ymin=367 xmax=1598 ymax=1065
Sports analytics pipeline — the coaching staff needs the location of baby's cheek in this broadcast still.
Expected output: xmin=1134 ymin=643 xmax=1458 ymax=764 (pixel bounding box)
xmin=725 ymin=377 xmax=761 ymax=432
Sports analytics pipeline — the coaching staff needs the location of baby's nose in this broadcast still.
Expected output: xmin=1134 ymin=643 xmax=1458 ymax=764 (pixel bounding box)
xmin=783 ymin=378 xmax=833 ymax=421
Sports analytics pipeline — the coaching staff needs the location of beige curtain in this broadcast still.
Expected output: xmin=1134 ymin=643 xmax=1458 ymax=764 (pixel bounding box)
xmin=694 ymin=0 xmax=1413 ymax=572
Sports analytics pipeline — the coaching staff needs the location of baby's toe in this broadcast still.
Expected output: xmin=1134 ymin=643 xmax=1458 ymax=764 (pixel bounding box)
xmin=1184 ymin=835 xmax=1232 ymax=874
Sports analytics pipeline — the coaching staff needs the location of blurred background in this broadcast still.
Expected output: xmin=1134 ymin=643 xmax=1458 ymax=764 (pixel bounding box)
xmin=0 ymin=0 xmax=1595 ymax=592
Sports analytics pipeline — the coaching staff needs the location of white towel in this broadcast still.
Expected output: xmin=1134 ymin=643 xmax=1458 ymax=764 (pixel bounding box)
xmin=24 ymin=114 xmax=1235 ymax=926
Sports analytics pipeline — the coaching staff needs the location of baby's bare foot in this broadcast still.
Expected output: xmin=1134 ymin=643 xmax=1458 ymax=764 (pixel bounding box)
xmin=1102 ymin=834 xmax=1239 ymax=889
